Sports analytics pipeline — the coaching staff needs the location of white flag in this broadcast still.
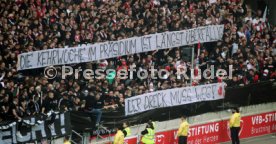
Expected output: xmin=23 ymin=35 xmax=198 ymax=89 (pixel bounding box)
xmin=262 ymin=6 xmax=267 ymax=22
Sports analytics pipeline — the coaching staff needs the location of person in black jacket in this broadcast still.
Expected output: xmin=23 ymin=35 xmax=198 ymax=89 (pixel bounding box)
xmin=85 ymin=93 xmax=105 ymax=127
xmin=27 ymin=96 xmax=40 ymax=116
xmin=58 ymin=93 xmax=73 ymax=112
xmin=10 ymin=97 xmax=24 ymax=138
xmin=41 ymin=91 xmax=58 ymax=129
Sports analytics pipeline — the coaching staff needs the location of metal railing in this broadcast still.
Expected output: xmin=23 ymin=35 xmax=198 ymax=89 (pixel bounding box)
xmin=71 ymin=130 xmax=84 ymax=144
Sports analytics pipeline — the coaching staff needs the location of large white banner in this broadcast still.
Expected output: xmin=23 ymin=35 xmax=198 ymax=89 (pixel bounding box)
xmin=125 ymin=83 xmax=225 ymax=116
xmin=17 ymin=25 xmax=224 ymax=70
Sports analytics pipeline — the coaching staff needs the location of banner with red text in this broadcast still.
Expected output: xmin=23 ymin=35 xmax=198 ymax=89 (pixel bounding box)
xmin=125 ymin=83 xmax=225 ymax=116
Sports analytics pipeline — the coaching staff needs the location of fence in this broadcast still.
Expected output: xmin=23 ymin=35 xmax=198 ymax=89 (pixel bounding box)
xmin=71 ymin=81 xmax=276 ymax=136
xmin=1 ymin=81 xmax=275 ymax=143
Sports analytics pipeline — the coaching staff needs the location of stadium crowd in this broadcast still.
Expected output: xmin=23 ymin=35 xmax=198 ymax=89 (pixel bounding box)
xmin=0 ymin=0 xmax=275 ymax=124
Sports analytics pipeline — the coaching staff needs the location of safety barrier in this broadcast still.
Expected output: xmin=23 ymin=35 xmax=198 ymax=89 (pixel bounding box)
xmin=91 ymin=102 xmax=276 ymax=144
xmin=71 ymin=81 xmax=276 ymax=137
xmin=1 ymin=82 xmax=275 ymax=143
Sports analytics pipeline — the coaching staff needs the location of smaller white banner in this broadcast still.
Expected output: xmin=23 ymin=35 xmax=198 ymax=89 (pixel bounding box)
xmin=125 ymin=83 xmax=225 ymax=116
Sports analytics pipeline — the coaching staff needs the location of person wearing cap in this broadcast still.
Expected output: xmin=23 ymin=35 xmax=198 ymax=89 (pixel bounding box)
xmin=122 ymin=121 xmax=131 ymax=137
xmin=113 ymin=126 xmax=125 ymax=144
xmin=177 ymin=115 xmax=189 ymax=144
xmin=261 ymin=69 xmax=270 ymax=81
xmin=141 ymin=121 xmax=155 ymax=144
xmin=229 ymin=107 xmax=241 ymax=144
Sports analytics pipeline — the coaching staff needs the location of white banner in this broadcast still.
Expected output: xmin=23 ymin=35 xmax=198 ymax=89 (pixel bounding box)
xmin=125 ymin=83 xmax=225 ymax=116
xmin=17 ymin=25 xmax=224 ymax=70
xmin=209 ymin=0 xmax=217 ymax=4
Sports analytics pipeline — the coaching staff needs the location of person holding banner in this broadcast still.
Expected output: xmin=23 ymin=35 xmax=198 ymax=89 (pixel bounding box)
xmin=229 ymin=107 xmax=241 ymax=144
xmin=177 ymin=115 xmax=189 ymax=144
xmin=140 ymin=121 xmax=155 ymax=144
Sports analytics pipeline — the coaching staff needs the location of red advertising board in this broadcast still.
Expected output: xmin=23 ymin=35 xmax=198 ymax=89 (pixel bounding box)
xmin=239 ymin=111 xmax=276 ymax=138
xmin=124 ymin=136 xmax=138 ymax=144
xmin=124 ymin=111 xmax=276 ymax=144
